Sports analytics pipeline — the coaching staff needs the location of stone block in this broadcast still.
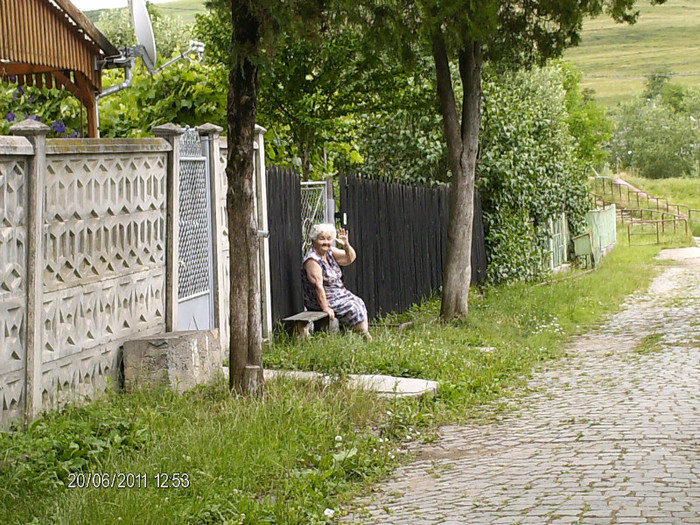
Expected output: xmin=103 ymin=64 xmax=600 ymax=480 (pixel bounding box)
xmin=123 ymin=330 xmax=222 ymax=393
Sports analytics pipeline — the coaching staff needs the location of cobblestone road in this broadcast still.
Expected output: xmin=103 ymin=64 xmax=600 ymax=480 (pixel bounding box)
xmin=344 ymin=246 xmax=700 ymax=524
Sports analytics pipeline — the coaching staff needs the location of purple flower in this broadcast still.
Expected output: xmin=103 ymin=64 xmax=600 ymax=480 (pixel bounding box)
xmin=5 ymin=112 xmax=16 ymax=122
xmin=51 ymin=121 xmax=66 ymax=133
xmin=27 ymin=115 xmax=41 ymax=122
xmin=17 ymin=86 xmax=24 ymax=95
xmin=8 ymin=75 xmax=17 ymax=82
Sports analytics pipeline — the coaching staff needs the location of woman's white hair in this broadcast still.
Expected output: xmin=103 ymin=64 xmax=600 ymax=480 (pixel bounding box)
xmin=309 ymin=223 xmax=336 ymax=242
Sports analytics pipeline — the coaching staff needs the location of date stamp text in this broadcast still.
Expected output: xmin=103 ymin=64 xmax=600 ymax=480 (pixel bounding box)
xmin=67 ymin=472 xmax=190 ymax=489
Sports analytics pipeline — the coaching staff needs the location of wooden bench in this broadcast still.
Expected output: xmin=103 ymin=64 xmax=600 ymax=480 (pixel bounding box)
xmin=282 ymin=311 xmax=332 ymax=339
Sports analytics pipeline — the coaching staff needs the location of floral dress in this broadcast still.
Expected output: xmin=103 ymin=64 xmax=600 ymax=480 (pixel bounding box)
xmin=301 ymin=248 xmax=368 ymax=326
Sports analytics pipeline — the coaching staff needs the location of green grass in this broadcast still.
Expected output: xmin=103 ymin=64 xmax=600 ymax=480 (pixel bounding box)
xmin=0 ymin=232 xmax=682 ymax=524
xmin=564 ymin=0 xmax=700 ymax=106
xmin=635 ymin=333 xmax=664 ymax=354
xmin=267 ymin=230 xmax=681 ymax=419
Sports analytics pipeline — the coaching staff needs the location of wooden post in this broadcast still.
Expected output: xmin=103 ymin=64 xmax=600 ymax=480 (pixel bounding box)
xmin=11 ymin=119 xmax=49 ymax=425
xmin=153 ymin=124 xmax=184 ymax=332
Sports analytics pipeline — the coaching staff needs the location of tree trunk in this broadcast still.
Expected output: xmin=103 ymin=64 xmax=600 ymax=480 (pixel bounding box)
xmin=227 ymin=0 xmax=264 ymax=394
xmin=432 ymin=33 xmax=482 ymax=320
xmin=300 ymin=129 xmax=312 ymax=180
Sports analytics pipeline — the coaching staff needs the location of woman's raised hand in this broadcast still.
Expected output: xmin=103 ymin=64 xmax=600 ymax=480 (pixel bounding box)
xmin=337 ymin=227 xmax=349 ymax=246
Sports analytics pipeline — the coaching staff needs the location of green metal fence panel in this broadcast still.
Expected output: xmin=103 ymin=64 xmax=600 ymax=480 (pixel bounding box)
xmin=546 ymin=212 xmax=569 ymax=271
xmin=586 ymin=204 xmax=616 ymax=265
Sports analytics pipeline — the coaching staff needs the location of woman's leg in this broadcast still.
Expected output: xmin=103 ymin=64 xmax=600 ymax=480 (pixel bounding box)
xmin=352 ymin=320 xmax=372 ymax=341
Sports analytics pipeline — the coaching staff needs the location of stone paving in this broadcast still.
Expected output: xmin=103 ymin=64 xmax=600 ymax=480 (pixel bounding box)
xmin=344 ymin=245 xmax=700 ymax=524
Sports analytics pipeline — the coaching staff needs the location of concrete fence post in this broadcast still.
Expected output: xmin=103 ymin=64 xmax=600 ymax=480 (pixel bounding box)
xmin=254 ymin=125 xmax=272 ymax=340
xmin=325 ymin=179 xmax=336 ymax=225
xmin=153 ymin=124 xmax=184 ymax=333
xmin=11 ymin=119 xmax=49 ymax=425
xmin=197 ymin=123 xmax=226 ymax=341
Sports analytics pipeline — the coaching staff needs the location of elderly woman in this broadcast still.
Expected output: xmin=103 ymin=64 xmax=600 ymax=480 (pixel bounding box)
xmin=301 ymin=224 xmax=371 ymax=340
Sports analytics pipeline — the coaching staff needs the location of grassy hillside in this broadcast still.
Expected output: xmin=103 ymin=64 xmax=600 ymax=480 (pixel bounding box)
xmin=564 ymin=0 xmax=700 ymax=106
xmin=152 ymin=0 xmax=206 ymax=23
xmin=85 ymin=0 xmax=206 ymax=24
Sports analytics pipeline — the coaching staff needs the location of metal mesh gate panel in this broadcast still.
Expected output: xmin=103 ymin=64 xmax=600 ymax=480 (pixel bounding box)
xmin=300 ymin=182 xmax=328 ymax=254
xmin=178 ymin=128 xmax=212 ymax=300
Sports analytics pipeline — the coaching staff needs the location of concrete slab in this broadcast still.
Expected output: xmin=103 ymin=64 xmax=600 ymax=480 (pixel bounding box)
xmin=348 ymin=374 xmax=438 ymax=398
xmin=259 ymin=369 xmax=438 ymax=398
xmin=656 ymin=245 xmax=700 ymax=262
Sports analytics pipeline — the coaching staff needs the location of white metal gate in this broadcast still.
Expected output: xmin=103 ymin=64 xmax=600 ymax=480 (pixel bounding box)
xmin=300 ymin=181 xmax=335 ymax=254
xmin=178 ymin=127 xmax=215 ymax=330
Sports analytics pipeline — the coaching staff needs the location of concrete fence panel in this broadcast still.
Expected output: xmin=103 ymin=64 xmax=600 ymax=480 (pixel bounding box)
xmin=0 ymin=136 xmax=32 ymax=426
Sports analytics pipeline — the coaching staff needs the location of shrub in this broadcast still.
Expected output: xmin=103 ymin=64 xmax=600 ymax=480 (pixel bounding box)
xmin=478 ymin=64 xmax=589 ymax=284
xmin=610 ymin=98 xmax=700 ymax=179
xmin=0 ymin=82 xmax=83 ymax=137
xmin=98 ymin=61 xmax=228 ymax=137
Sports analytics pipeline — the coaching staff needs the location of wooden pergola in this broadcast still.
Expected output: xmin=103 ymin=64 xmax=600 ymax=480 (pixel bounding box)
xmin=0 ymin=0 xmax=119 ymax=137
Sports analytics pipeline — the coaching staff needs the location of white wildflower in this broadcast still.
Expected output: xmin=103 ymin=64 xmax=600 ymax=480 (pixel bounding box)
xmin=324 ymin=508 xmax=335 ymax=518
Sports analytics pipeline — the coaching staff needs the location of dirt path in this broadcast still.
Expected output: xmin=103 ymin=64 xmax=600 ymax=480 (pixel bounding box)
xmin=344 ymin=245 xmax=700 ymax=524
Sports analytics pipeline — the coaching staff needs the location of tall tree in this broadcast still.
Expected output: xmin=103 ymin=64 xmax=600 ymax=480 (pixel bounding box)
xmin=352 ymin=0 xmax=664 ymax=320
xmin=197 ymin=9 xmax=418 ymax=179
xmin=208 ymin=0 xmax=325 ymax=393
xmin=226 ymin=0 xmax=263 ymax=394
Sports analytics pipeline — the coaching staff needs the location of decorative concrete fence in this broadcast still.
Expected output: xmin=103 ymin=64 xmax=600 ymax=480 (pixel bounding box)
xmin=0 ymin=120 xmax=269 ymax=428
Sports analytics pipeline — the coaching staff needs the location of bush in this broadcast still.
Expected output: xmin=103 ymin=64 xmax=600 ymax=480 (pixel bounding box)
xmin=478 ymin=64 xmax=589 ymax=284
xmin=610 ymin=98 xmax=700 ymax=179
xmin=0 ymin=82 xmax=83 ymax=137
xmin=98 ymin=61 xmax=228 ymax=137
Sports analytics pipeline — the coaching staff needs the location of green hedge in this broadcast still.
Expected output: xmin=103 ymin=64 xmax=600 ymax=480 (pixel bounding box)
xmin=479 ymin=64 xmax=590 ymax=284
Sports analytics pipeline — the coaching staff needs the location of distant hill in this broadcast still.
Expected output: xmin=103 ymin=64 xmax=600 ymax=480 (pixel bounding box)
xmin=85 ymin=0 xmax=206 ymax=25
xmin=564 ymin=0 xmax=700 ymax=106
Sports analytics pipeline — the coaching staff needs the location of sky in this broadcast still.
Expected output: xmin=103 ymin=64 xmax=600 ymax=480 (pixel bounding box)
xmin=71 ymin=0 xmax=173 ymax=12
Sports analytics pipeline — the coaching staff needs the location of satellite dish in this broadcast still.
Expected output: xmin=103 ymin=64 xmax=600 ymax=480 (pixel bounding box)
xmin=131 ymin=0 xmax=157 ymax=71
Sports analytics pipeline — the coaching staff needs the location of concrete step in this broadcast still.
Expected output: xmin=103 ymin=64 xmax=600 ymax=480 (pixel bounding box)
xmin=222 ymin=367 xmax=438 ymax=398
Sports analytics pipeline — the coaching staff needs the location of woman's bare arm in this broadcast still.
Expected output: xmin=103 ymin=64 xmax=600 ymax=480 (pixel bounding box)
xmin=332 ymin=228 xmax=356 ymax=266
xmin=304 ymin=259 xmax=335 ymax=319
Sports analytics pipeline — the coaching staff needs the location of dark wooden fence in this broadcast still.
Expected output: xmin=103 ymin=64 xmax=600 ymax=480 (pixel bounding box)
xmin=267 ymin=167 xmax=303 ymax=323
xmin=339 ymin=173 xmax=487 ymax=320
